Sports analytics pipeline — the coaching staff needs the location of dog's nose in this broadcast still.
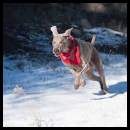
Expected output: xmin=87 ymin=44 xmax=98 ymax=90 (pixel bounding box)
xmin=53 ymin=48 xmax=60 ymax=56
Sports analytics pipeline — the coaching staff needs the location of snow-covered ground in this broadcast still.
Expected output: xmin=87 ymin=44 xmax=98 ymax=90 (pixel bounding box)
xmin=84 ymin=27 xmax=127 ymax=46
xmin=3 ymin=53 xmax=127 ymax=127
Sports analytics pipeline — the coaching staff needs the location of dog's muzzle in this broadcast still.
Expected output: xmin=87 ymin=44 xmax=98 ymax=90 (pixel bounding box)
xmin=53 ymin=48 xmax=61 ymax=57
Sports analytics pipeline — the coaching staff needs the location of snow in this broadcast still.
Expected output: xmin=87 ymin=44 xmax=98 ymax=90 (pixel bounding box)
xmin=3 ymin=53 xmax=127 ymax=127
xmin=83 ymin=27 xmax=127 ymax=46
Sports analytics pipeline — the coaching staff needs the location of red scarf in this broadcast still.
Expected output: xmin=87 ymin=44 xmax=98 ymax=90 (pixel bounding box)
xmin=59 ymin=36 xmax=81 ymax=65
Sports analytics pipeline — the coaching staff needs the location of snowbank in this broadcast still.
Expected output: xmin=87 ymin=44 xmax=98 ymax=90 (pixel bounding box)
xmin=4 ymin=27 xmax=127 ymax=56
xmin=83 ymin=27 xmax=127 ymax=45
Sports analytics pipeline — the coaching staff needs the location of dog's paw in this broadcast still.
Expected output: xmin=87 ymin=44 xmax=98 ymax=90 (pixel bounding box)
xmin=101 ymin=89 xmax=109 ymax=95
xmin=74 ymin=84 xmax=80 ymax=90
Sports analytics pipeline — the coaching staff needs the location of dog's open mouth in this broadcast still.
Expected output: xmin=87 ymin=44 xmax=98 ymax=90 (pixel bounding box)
xmin=53 ymin=51 xmax=61 ymax=57
xmin=54 ymin=53 xmax=60 ymax=57
xmin=53 ymin=48 xmax=69 ymax=57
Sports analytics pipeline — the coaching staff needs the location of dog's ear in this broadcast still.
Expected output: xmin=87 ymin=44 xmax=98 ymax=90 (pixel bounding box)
xmin=91 ymin=35 xmax=96 ymax=45
xmin=50 ymin=26 xmax=58 ymax=36
xmin=63 ymin=28 xmax=73 ymax=36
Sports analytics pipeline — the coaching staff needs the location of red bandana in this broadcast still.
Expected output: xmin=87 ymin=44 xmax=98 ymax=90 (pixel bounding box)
xmin=59 ymin=36 xmax=81 ymax=65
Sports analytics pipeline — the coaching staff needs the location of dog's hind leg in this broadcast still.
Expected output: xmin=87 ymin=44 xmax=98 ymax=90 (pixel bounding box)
xmin=85 ymin=66 xmax=108 ymax=94
xmin=95 ymin=64 xmax=108 ymax=94
xmin=94 ymin=60 xmax=108 ymax=94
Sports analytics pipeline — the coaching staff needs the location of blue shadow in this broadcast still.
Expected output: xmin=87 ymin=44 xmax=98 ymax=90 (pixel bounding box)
xmin=92 ymin=81 xmax=127 ymax=100
xmin=109 ymin=81 xmax=127 ymax=94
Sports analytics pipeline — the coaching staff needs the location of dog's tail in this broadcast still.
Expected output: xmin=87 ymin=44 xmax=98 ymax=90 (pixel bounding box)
xmin=91 ymin=35 xmax=96 ymax=45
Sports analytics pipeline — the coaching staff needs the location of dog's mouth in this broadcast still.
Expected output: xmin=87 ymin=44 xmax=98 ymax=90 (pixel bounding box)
xmin=53 ymin=50 xmax=61 ymax=57
xmin=53 ymin=48 xmax=70 ymax=57
xmin=53 ymin=46 xmax=70 ymax=57
xmin=54 ymin=53 xmax=60 ymax=57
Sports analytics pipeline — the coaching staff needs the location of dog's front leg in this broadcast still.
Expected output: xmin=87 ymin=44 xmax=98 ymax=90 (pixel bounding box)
xmin=73 ymin=71 xmax=86 ymax=89
xmin=69 ymin=64 xmax=86 ymax=89
xmin=80 ymin=77 xmax=86 ymax=87
xmin=74 ymin=72 xmax=81 ymax=89
xmin=70 ymin=69 xmax=81 ymax=89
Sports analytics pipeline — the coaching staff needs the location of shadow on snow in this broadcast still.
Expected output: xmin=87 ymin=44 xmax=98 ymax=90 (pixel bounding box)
xmin=92 ymin=81 xmax=127 ymax=100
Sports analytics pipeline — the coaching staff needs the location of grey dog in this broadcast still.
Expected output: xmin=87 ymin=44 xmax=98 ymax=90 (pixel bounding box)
xmin=50 ymin=26 xmax=108 ymax=94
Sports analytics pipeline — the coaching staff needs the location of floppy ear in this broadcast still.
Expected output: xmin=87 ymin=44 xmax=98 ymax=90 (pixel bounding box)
xmin=63 ymin=28 xmax=73 ymax=36
xmin=50 ymin=26 xmax=58 ymax=36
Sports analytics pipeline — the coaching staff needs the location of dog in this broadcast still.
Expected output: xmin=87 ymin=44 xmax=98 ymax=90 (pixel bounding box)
xmin=50 ymin=26 xmax=108 ymax=94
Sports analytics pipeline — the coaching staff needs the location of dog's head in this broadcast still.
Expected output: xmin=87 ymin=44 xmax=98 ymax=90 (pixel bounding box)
xmin=50 ymin=26 xmax=73 ymax=57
